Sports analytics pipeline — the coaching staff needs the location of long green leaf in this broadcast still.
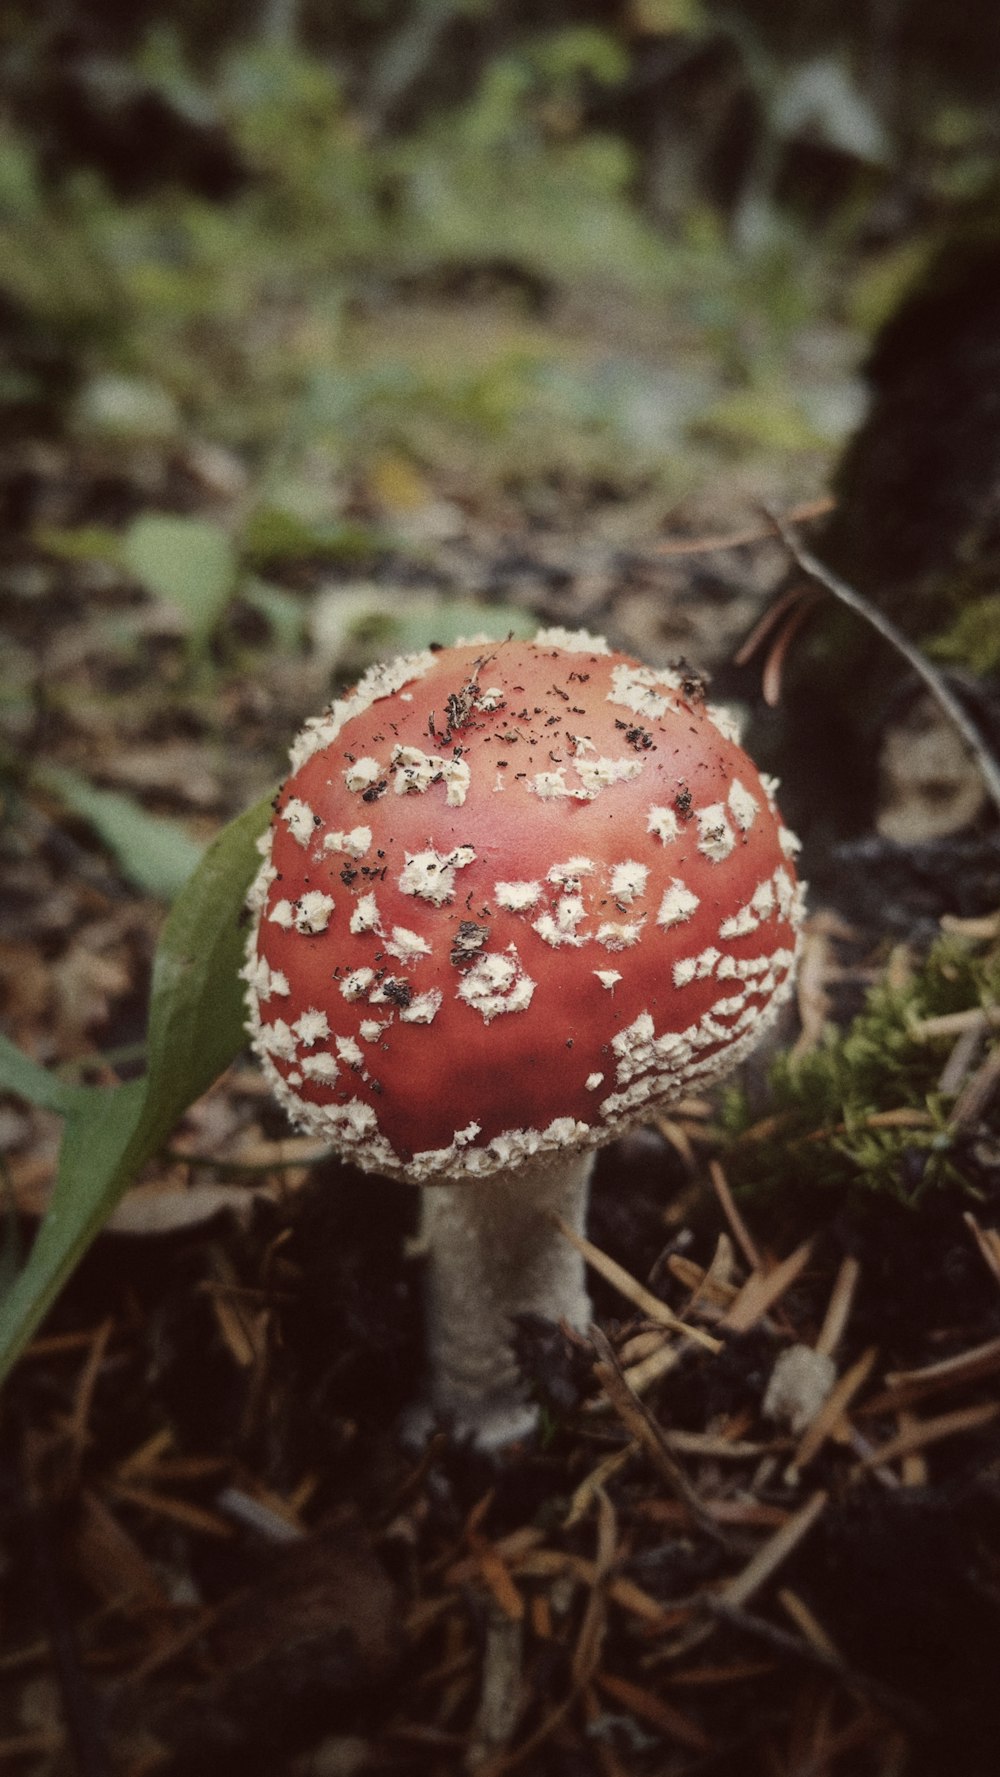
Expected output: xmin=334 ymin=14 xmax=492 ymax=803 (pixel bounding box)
xmin=0 ymin=789 xmax=273 ymax=1383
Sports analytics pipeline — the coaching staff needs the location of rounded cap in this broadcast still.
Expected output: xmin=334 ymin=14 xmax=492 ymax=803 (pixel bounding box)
xmin=244 ymin=629 xmax=804 ymax=1182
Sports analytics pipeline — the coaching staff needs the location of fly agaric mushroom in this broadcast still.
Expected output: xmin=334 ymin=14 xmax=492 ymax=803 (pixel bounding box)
xmin=244 ymin=629 xmax=803 ymax=1447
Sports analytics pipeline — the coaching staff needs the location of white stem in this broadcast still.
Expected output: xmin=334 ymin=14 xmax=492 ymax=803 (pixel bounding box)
xmin=416 ymin=1151 xmax=594 ymax=1449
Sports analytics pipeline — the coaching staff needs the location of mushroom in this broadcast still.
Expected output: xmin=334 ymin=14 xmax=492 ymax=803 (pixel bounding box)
xmin=244 ymin=629 xmax=804 ymax=1447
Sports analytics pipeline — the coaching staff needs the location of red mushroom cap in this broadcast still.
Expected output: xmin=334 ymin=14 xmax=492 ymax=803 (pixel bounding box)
xmin=244 ymin=629 xmax=803 ymax=1181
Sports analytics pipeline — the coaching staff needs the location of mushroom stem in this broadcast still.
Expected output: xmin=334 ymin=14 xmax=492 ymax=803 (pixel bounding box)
xmin=418 ymin=1152 xmax=594 ymax=1449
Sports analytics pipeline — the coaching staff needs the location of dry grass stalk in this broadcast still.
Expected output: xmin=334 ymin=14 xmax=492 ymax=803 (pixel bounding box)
xmin=964 ymin=1213 xmax=1000 ymax=1289
xmin=549 ymin=1214 xmax=722 ymax=1351
xmin=908 ymin=1003 xmax=1000 ymax=1040
xmin=850 ymin=1401 xmax=1000 ymax=1477
xmin=593 ymin=1669 xmax=712 ymax=1752
xmin=656 ymin=495 xmax=833 ymax=557
xmin=777 ymin=1588 xmax=841 ymax=1660
xmin=872 ymin=1331 xmax=1000 ymax=1409
xmin=718 ymin=1491 xmax=828 ymax=1611
xmin=708 ymin=1159 xmax=763 ymax=1271
xmin=590 ymin=1327 xmax=731 ymax=1545
xmin=814 ymin=1255 xmax=861 ymax=1358
xmin=723 ymin=1239 xmax=814 ymax=1334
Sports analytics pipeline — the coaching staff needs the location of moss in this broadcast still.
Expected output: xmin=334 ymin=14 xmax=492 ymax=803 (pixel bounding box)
xmin=722 ymin=934 xmax=1000 ymax=1208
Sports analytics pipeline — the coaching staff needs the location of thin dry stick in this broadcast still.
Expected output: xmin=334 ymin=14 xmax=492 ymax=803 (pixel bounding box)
xmin=718 ymin=1489 xmax=827 ymax=1610
xmin=815 ymin=1256 xmax=861 ymax=1358
xmin=590 ymin=1326 xmax=732 ymax=1547
xmin=850 ymin=1400 xmax=999 ymax=1476
xmin=876 ymin=1331 xmax=1000 ymax=1407
xmin=656 ymin=496 xmax=834 ymax=557
xmin=700 ymin=1597 xmax=930 ymax=1735
xmin=964 ymin=1215 xmax=1000 ymax=1290
xmin=723 ymin=1239 xmax=814 ymax=1334
xmin=549 ymin=1214 xmax=721 ymax=1352
xmin=767 ymin=510 xmax=1000 ymax=819
xmin=707 ymin=1160 xmax=762 ymax=1271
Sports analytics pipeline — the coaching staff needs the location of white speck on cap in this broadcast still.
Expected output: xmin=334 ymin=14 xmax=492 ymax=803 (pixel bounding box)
xmin=695 ymin=804 xmax=737 ymax=862
xmin=457 ymin=949 xmax=536 ymax=1022
xmin=399 ymin=846 xmax=476 ymax=906
xmin=344 ymin=758 xmax=382 ymax=793
xmin=282 ymin=798 xmax=317 ymax=845
xmin=656 ymin=878 xmax=700 ymax=928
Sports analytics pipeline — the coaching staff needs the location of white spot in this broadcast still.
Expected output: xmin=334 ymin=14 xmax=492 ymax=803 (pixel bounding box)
xmin=282 ymin=798 xmax=317 ymax=845
xmin=647 ymin=805 xmax=680 ymax=844
xmin=494 ymin=879 xmax=542 ymax=911
xmin=612 ymin=1013 xmax=657 ymax=1084
xmin=359 ymin=1020 xmax=386 ymax=1042
xmin=779 ymin=826 xmax=802 ymax=858
xmin=336 ymin=1035 xmax=364 ymax=1068
xmin=400 ymin=989 xmax=443 ymax=1025
xmin=655 ymin=1030 xmax=694 ymax=1066
xmin=575 ymin=756 xmax=645 ymax=796
xmin=268 ymin=899 xmax=296 ymax=930
xmin=751 ymin=878 xmax=776 ymax=920
xmin=548 ymin=858 xmax=596 ymax=885
xmin=596 ymin=921 xmax=643 ymax=950
xmin=476 ymin=686 xmax=505 ymax=711
xmin=301 ymin=1051 xmax=338 ymax=1082
xmin=529 ymin=769 xmax=589 ymax=802
xmin=594 ymin=969 xmax=622 ymax=989
xmin=728 ymin=779 xmax=760 ymax=833
xmin=774 ymin=868 xmax=796 ymax=919
xmin=719 ymin=905 xmax=758 ymax=940
xmin=607 ymin=661 xmax=682 ymax=720
xmin=674 ymin=947 xmax=723 ymax=987
xmin=344 ymin=758 xmax=382 ymax=793
xmin=258 ymin=1018 xmax=297 ymax=1062
xmin=399 ymin=846 xmax=476 ymax=906
xmin=656 ymin=878 xmax=700 ymax=928
xmin=711 ymin=993 xmax=748 ymax=1019
xmin=706 ymin=703 xmax=743 ymax=744
xmin=286 ymin=649 xmax=436 ymax=775
xmin=610 ymin=860 xmax=649 ymax=904
xmin=246 ymin=856 xmax=277 ymax=914
xmin=386 ymin=925 xmax=432 ymax=963
xmin=349 ymin=893 xmax=382 ymax=935
xmin=241 ymin=954 xmax=280 ymax=1001
xmin=534 ymin=626 xmax=610 ymax=654
xmin=294 ymin=891 xmax=335 ymax=935
xmin=585 ymin=1072 xmax=604 ymax=1090
xmin=696 ymin=804 xmax=736 ymax=863
xmin=760 ymin=773 xmax=782 ymax=808
xmin=323 ymin=826 xmax=372 ymax=858
xmin=392 ymin=745 xmax=470 ymax=807
xmin=341 ymin=967 xmax=375 ymax=1000
xmin=457 ymin=948 xmax=536 ymax=1022
xmin=533 ymin=895 xmax=587 ymax=948
xmin=293 ymin=1008 xmax=330 ymax=1046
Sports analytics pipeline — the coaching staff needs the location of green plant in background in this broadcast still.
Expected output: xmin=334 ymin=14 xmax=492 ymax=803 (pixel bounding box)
xmin=722 ymin=936 xmax=1000 ymax=1207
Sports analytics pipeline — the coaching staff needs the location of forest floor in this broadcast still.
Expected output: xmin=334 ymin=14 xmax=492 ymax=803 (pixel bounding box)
xmin=1 ymin=281 xmax=1000 ymax=1777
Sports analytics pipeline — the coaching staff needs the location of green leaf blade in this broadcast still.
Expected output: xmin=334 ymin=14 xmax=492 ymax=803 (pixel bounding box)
xmin=0 ymin=788 xmax=273 ymax=1386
